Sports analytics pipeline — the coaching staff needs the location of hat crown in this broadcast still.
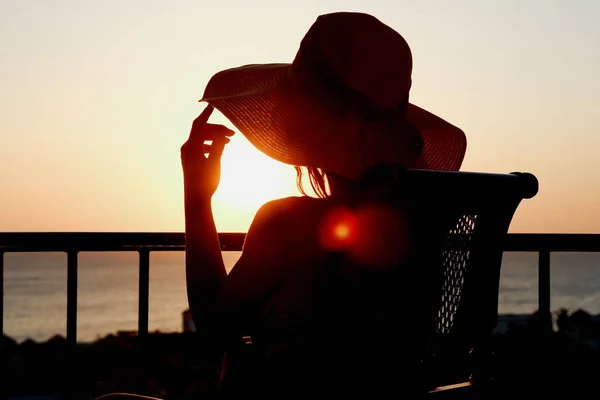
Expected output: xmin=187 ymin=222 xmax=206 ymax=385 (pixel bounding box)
xmin=293 ymin=12 xmax=413 ymax=112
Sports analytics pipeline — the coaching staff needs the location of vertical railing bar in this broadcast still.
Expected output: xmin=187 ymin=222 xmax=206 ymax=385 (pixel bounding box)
xmin=66 ymin=250 xmax=78 ymax=349
xmin=538 ymin=249 xmax=552 ymax=334
xmin=138 ymin=249 xmax=150 ymax=339
xmin=0 ymin=251 xmax=4 ymax=338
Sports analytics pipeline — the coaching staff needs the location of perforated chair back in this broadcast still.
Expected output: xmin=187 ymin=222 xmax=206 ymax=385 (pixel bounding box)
xmin=399 ymin=169 xmax=538 ymax=387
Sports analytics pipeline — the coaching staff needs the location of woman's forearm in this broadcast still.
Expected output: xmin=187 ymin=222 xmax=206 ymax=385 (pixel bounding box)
xmin=184 ymin=190 xmax=227 ymax=327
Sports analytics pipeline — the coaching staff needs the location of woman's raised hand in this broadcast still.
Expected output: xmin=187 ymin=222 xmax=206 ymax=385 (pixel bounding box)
xmin=181 ymin=105 xmax=235 ymax=199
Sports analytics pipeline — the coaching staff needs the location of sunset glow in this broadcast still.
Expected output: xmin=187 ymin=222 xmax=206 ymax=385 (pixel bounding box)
xmin=0 ymin=1 xmax=598 ymax=234
xmin=211 ymin=128 xmax=301 ymax=232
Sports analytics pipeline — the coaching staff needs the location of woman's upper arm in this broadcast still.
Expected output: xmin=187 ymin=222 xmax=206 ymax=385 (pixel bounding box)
xmin=216 ymin=198 xmax=293 ymax=310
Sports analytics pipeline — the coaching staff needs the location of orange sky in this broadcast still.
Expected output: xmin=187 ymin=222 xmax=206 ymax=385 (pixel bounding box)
xmin=0 ymin=0 xmax=599 ymax=234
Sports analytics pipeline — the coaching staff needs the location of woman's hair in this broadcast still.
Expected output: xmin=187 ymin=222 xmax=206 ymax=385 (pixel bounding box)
xmin=294 ymin=166 xmax=330 ymax=198
xmin=294 ymin=164 xmax=402 ymax=199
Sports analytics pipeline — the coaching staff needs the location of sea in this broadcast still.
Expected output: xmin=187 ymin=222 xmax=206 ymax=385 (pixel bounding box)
xmin=3 ymin=251 xmax=600 ymax=343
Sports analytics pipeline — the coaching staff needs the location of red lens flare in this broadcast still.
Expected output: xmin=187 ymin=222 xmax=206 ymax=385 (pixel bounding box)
xmin=318 ymin=203 xmax=412 ymax=269
xmin=318 ymin=206 xmax=359 ymax=251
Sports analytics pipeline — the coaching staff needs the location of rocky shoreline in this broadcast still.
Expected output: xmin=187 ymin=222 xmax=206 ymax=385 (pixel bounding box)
xmin=2 ymin=331 xmax=208 ymax=400
xmin=3 ymin=310 xmax=600 ymax=399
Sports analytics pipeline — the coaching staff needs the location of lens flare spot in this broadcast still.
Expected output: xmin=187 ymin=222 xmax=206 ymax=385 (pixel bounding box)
xmin=318 ymin=206 xmax=358 ymax=251
xmin=333 ymin=223 xmax=351 ymax=240
xmin=318 ymin=203 xmax=412 ymax=269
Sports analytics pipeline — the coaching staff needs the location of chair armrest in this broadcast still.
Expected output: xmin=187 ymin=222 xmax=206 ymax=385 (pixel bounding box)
xmin=428 ymin=381 xmax=474 ymax=397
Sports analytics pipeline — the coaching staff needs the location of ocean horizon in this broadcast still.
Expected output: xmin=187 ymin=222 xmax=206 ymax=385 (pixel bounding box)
xmin=3 ymin=251 xmax=600 ymax=343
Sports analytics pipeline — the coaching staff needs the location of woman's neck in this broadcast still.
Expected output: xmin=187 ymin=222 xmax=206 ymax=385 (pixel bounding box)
xmin=327 ymin=173 xmax=359 ymax=203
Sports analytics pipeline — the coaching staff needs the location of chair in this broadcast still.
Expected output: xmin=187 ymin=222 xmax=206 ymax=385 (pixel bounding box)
xmin=398 ymin=169 xmax=539 ymax=396
xmin=94 ymin=169 xmax=539 ymax=399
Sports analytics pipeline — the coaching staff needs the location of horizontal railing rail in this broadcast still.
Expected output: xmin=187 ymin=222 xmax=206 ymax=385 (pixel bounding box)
xmin=0 ymin=232 xmax=243 ymax=252
xmin=1 ymin=233 xmax=599 ymax=350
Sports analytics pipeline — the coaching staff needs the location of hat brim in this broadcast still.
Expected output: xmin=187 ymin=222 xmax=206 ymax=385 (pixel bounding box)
xmin=201 ymin=64 xmax=466 ymax=180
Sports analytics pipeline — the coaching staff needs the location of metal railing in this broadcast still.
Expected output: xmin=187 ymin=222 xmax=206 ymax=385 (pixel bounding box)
xmin=1 ymin=233 xmax=599 ymax=350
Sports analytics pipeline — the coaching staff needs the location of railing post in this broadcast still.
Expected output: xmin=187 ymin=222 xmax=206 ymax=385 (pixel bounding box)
xmin=538 ymin=249 xmax=552 ymax=334
xmin=138 ymin=249 xmax=150 ymax=339
xmin=0 ymin=251 xmax=4 ymax=338
xmin=66 ymin=250 xmax=78 ymax=349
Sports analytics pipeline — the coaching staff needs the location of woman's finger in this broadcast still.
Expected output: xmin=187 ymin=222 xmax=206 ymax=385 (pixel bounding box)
xmin=207 ymin=135 xmax=230 ymax=163
xmin=192 ymin=105 xmax=214 ymax=128
xmin=188 ymin=105 xmax=215 ymax=141
xmin=203 ymin=124 xmax=236 ymax=140
xmin=202 ymin=135 xmax=231 ymax=154
xmin=190 ymin=124 xmax=235 ymax=144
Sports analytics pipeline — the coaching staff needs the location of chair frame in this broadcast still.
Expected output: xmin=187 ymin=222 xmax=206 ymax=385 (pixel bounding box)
xmin=399 ymin=170 xmax=539 ymax=395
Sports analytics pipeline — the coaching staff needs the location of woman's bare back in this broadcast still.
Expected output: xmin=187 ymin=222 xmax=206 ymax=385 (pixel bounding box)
xmin=216 ymin=194 xmax=428 ymax=398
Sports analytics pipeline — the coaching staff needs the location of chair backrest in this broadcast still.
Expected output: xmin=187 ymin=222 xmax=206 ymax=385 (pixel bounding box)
xmin=399 ymin=169 xmax=539 ymax=386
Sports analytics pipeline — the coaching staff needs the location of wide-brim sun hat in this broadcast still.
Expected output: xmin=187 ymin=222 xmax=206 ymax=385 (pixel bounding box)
xmin=201 ymin=12 xmax=467 ymax=181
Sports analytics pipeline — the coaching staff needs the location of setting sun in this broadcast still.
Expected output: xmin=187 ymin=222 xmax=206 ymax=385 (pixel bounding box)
xmin=210 ymin=119 xmax=302 ymax=232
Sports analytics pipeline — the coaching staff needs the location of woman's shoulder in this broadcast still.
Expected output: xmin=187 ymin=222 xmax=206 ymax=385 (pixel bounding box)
xmin=255 ymin=195 xmax=325 ymax=221
xmin=249 ymin=196 xmax=330 ymax=250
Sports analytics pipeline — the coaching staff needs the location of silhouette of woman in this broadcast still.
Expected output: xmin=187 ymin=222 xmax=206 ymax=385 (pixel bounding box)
xmin=99 ymin=11 xmax=467 ymax=400
xmin=181 ymin=12 xmax=466 ymax=399
xmin=96 ymin=12 xmax=466 ymax=400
